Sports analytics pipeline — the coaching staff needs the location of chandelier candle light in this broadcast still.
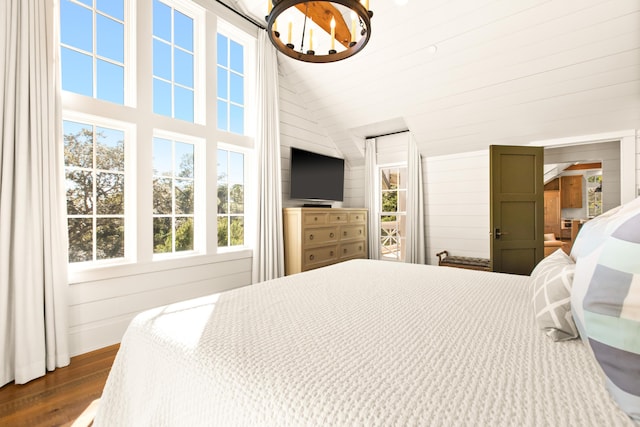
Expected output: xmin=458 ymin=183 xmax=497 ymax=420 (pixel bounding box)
xmin=266 ymin=0 xmax=373 ymax=63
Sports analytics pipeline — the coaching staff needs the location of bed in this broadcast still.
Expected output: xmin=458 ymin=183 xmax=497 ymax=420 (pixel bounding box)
xmin=94 ymin=255 xmax=637 ymax=426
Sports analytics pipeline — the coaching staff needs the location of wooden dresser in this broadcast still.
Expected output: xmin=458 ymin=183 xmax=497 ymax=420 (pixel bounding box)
xmin=283 ymin=208 xmax=368 ymax=275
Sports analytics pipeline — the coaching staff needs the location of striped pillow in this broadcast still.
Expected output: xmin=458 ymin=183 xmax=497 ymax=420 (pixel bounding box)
xmin=573 ymin=205 xmax=640 ymax=421
xmin=531 ymin=250 xmax=578 ymax=341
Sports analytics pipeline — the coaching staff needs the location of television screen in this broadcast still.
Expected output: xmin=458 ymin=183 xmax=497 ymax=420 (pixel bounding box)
xmin=290 ymin=148 xmax=345 ymax=201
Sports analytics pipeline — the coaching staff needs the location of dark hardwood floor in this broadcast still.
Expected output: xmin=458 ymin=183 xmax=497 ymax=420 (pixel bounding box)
xmin=0 ymin=344 xmax=119 ymax=427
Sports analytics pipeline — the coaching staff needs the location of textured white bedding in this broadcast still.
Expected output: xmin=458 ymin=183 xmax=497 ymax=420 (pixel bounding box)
xmin=94 ymin=259 xmax=633 ymax=426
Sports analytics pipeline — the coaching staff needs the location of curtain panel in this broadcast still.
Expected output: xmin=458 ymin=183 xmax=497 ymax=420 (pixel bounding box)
xmin=405 ymin=134 xmax=426 ymax=264
xmin=252 ymin=31 xmax=284 ymax=283
xmin=1 ymin=0 xmax=70 ymax=386
xmin=364 ymin=138 xmax=380 ymax=260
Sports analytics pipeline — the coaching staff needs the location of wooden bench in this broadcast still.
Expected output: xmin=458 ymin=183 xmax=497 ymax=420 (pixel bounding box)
xmin=436 ymin=250 xmax=491 ymax=272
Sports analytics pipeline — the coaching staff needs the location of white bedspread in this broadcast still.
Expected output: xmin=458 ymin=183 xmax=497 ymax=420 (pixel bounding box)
xmin=94 ymin=259 xmax=632 ymax=426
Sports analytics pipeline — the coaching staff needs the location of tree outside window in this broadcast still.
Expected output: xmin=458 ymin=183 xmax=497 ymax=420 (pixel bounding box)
xmin=217 ymin=149 xmax=245 ymax=248
xmin=64 ymin=120 xmax=125 ymax=262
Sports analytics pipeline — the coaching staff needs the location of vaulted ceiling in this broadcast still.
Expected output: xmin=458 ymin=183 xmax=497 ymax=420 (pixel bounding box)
xmin=230 ymin=0 xmax=640 ymax=165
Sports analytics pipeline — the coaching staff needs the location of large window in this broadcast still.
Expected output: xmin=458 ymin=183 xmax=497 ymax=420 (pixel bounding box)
xmin=153 ymin=0 xmax=195 ymax=122
xmin=379 ymin=166 xmax=407 ymax=261
xmin=60 ymin=1 xmax=255 ymax=275
xmin=60 ymin=0 xmax=125 ymax=104
xmin=64 ymin=120 xmax=126 ymax=263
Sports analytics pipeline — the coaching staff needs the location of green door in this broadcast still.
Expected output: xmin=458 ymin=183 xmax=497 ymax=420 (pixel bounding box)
xmin=490 ymin=145 xmax=544 ymax=275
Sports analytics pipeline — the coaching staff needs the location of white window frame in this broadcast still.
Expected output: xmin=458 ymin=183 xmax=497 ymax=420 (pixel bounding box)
xmin=151 ymin=129 xmax=205 ymax=260
xmin=60 ymin=0 xmax=257 ymax=284
xmin=64 ymin=111 xmax=137 ymax=271
xmin=216 ymin=142 xmax=253 ymax=253
xmin=378 ymin=162 xmax=407 ymax=262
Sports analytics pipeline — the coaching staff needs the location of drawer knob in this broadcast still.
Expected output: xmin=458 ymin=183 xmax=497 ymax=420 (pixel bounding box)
xmin=337 ymin=216 xmax=341 ymax=220
xmin=343 ymin=231 xmax=347 ymax=236
xmin=309 ymin=234 xmax=314 ymax=240
xmin=343 ymin=248 xmax=347 ymax=254
xmin=314 ymin=216 xmax=318 ymax=221
xmin=355 ymin=216 xmax=359 ymax=219
xmin=329 ymin=232 xmax=334 ymax=238
xmin=309 ymin=254 xmax=315 ymax=261
xmin=330 ymin=251 xmax=334 ymax=256
xmin=359 ymin=230 xmax=362 ymax=235
xmin=359 ymin=246 xmax=362 ymax=250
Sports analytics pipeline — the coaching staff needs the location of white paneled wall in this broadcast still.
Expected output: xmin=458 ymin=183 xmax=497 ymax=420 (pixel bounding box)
xmin=68 ymin=254 xmax=252 ymax=356
xmin=424 ymin=151 xmax=491 ymax=265
xmin=344 ymin=165 xmax=365 ymax=208
xmin=278 ymin=68 xmax=349 ymax=208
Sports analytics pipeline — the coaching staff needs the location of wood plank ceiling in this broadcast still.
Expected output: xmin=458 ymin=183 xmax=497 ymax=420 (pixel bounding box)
xmin=231 ymin=0 xmax=640 ymax=164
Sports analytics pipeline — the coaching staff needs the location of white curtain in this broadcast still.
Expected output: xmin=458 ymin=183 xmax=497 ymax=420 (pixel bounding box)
xmin=1 ymin=0 xmax=70 ymax=386
xmin=405 ymin=134 xmax=426 ymax=264
xmin=252 ymin=31 xmax=284 ymax=283
xmin=364 ymin=138 xmax=380 ymax=260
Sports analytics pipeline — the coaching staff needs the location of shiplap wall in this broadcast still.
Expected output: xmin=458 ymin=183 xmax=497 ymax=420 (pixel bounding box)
xmin=278 ymin=66 xmax=349 ymax=208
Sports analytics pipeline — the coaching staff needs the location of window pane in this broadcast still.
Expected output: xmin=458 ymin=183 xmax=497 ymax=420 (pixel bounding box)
xmin=381 ymin=190 xmax=398 ymax=212
xmin=175 ymin=142 xmax=194 ymax=178
xmin=63 ymin=120 xmax=93 ymax=168
xmin=175 ymin=179 xmax=194 ymax=214
xmin=229 ymin=72 xmax=243 ymax=105
xmin=60 ymin=0 xmax=93 ymax=52
xmin=66 ymin=171 xmax=93 ymax=215
xmin=217 ymin=100 xmax=228 ymax=131
xmin=153 ymin=39 xmax=172 ymax=81
xmin=153 ymin=138 xmax=173 ymax=176
xmin=96 ymin=172 xmax=124 ymax=214
xmin=153 ymin=78 xmax=172 ymax=117
xmin=61 ymin=48 xmax=93 ymax=96
xmin=230 ymin=216 xmax=244 ymax=246
xmin=97 ymin=0 xmax=124 ymax=21
xmin=229 ymin=151 xmax=243 ymax=184
xmin=175 ymin=217 xmax=193 ymax=251
xmin=96 ymin=217 xmax=124 ymax=260
xmin=217 ymin=216 xmax=228 ymax=247
xmin=217 ymin=150 xmax=228 ymax=182
xmin=230 ymin=40 xmax=243 ymax=73
xmin=217 ymin=184 xmax=228 ymax=214
xmin=97 ymin=60 xmax=124 ymax=104
xmin=217 ymin=33 xmax=228 ymax=66
xmin=153 ymin=178 xmax=172 ymax=214
xmin=153 ymin=217 xmax=172 ymax=253
xmin=153 ymin=0 xmax=171 ymax=42
xmin=95 ymin=127 xmax=124 ymax=171
xmin=174 ymin=49 xmax=194 ymax=88
xmin=68 ymin=217 xmax=93 ymax=262
xmin=229 ymin=104 xmax=244 ymax=134
xmin=217 ymin=67 xmax=228 ymax=100
xmin=230 ymin=184 xmax=243 ymax=214
xmin=174 ymin=11 xmax=193 ymax=51
xmin=97 ymin=15 xmax=124 ymax=62
xmin=174 ymin=87 xmax=194 ymax=122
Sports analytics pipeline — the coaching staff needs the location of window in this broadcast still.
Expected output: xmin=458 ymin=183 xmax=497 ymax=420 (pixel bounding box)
xmin=587 ymin=173 xmax=603 ymax=218
xmin=153 ymin=137 xmax=195 ymax=254
xmin=60 ymin=0 xmax=255 ymax=276
xmin=380 ymin=166 xmax=407 ymax=261
xmin=217 ymin=148 xmax=245 ymax=248
xmin=216 ymin=33 xmax=245 ymax=134
xmin=64 ymin=120 xmax=126 ymax=263
xmin=153 ymin=0 xmax=195 ymax=122
xmin=60 ymin=0 xmax=125 ymax=104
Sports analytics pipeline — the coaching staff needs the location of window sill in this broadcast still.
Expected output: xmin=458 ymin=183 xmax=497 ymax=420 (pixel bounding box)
xmin=68 ymin=249 xmax=253 ymax=285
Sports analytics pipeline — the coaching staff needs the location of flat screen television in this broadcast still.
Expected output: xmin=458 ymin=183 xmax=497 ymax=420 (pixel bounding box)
xmin=290 ymin=147 xmax=345 ymax=202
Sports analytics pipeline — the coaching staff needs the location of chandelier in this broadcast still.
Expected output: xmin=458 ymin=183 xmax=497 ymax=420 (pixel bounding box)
xmin=266 ymin=1 xmax=373 ymax=63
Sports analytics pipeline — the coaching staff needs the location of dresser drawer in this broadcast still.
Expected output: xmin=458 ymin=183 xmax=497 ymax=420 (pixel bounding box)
xmin=303 ymin=212 xmax=328 ymax=226
xmin=338 ymin=241 xmax=366 ymax=259
xmin=328 ymin=212 xmax=348 ymax=224
xmin=348 ymin=212 xmax=366 ymax=224
xmin=340 ymin=225 xmax=365 ymax=241
xmin=304 ymin=226 xmax=338 ymax=246
xmin=303 ymin=245 xmax=338 ymax=268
